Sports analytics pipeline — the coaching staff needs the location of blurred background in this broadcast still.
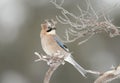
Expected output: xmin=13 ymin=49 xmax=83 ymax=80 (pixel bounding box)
xmin=0 ymin=0 xmax=120 ymax=83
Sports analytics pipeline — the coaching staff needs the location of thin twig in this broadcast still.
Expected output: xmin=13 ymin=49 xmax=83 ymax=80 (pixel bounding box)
xmin=34 ymin=52 xmax=64 ymax=83
xmin=86 ymin=70 xmax=101 ymax=75
xmin=50 ymin=0 xmax=120 ymax=44
xmin=94 ymin=65 xmax=120 ymax=83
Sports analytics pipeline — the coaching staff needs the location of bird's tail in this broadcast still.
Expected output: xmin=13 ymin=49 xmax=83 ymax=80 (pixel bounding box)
xmin=64 ymin=55 xmax=87 ymax=77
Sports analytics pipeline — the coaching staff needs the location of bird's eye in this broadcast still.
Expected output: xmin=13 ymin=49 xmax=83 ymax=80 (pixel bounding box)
xmin=48 ymin=27 xmax=51 ymax=29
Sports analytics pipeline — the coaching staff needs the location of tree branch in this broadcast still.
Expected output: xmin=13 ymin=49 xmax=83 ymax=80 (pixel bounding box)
xmin=94 ymin=65 xmax=120 ymax=83
xmin=35 ymin=52 xmax=120 ymax=83
xmin=34 ymin=52 xmax=65 ymax=83
xmin=50 ymin=0 xmax=120 ymax=44
xmin=44 ymin=62 xmax=61 ymax=83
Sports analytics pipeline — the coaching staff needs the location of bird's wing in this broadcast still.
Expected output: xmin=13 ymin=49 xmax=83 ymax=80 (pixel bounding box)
xmin=54 ymin=36 xmax=69 ymax=52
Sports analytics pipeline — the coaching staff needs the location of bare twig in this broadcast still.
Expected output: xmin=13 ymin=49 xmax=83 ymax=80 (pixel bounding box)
xmin=50 ymin=0 xmax=120 ymax=44
xmin=34 ymin=52 xmax=65 ymax=83
xmin=94 ymin=65 xmax=120 ymax=83
xmin=85 ymin=65 xmax=120 ymax=83
xmin=34 ymin=52 xmax=49 ymax=62
xmin=35 ymin=52 xmax=120 ymax=83
xmin=86 ymin=70 xmax=101 ymax=75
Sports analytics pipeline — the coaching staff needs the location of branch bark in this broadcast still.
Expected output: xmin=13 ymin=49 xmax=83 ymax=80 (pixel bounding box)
xmin=44 ymin=63 xmax=61 ymax=83
xmin=94 ymin=65 xmax=120 ymax=83
xmin=34 ymin=52 xmax=120 ymax=83
xmin=34 ymin=52 xmax=64 ymax=83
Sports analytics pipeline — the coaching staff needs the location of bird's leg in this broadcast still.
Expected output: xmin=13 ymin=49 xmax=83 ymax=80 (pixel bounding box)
xmin=48 ymin=55 xmax=65 ymax=66
xmin=48 ymin=51 xmax=66 ymax=66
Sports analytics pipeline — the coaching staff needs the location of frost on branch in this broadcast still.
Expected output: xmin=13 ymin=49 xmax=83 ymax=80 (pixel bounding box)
xmin=50 ymin=0 xmax=120 ymax=45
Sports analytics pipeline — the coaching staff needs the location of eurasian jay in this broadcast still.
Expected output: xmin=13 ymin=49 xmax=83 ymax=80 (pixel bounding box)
xmin=40 ymin=19 xmax=87 ymax=77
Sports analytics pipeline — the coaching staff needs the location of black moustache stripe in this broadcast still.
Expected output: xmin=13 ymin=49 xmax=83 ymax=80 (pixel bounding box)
xmin=47 ymin=28 xmax=52 ymax=32
xmin=47 ymin=28 xmax=56 ymax=32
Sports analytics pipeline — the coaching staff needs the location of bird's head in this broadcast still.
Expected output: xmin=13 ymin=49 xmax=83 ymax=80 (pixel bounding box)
xmin=41 ymin=19 xmax=57 ymax=35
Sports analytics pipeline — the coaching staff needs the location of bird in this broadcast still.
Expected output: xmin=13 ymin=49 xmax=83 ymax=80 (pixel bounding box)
xmin=40 ymin=19 xmax=87 ymax=77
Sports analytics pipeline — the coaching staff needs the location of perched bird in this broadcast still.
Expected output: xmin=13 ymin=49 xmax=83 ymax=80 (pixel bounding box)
xmin=40 ymin=19 xmax=87 ymax=77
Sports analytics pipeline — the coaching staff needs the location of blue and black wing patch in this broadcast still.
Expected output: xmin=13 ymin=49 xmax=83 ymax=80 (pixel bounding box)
xmin=54 ymin=36 xmax=69 ymax=52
